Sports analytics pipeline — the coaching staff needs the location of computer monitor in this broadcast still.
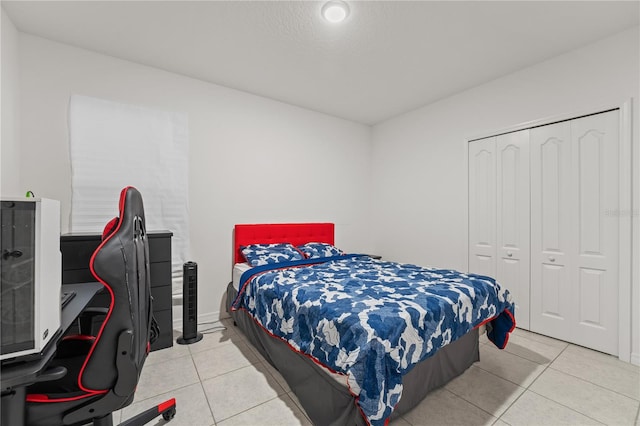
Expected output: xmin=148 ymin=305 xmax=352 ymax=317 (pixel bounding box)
xmin=1 ymin=197 xmax=61 ymax=361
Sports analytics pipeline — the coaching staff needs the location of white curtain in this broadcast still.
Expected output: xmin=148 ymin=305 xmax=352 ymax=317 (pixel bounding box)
xmin=69 ymin=95 xmax=189 ymax=297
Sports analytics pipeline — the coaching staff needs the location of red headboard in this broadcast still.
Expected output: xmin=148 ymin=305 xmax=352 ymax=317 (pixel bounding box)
xmin=234 ymin=223 xmax=335 ymax=264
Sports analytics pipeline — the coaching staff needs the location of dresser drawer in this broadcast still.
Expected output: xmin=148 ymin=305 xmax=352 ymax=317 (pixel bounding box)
xmin=151 ymin=285 xmax=172 ymax=311
xmin=150 ymin=262 xmax=171 ymax=287
xmin=60 ymin=239 xmax=100 ymax=270
xmin=149 ymin=234 xmax=172 ymax=263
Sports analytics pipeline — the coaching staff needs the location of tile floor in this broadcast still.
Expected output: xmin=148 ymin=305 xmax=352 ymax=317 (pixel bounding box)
xmin=113 ymin=319 xmax=640 ymax=426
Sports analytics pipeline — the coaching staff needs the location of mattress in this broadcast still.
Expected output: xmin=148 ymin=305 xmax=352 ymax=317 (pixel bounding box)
xmin=232 ymin=262 xmax=251 ymax=291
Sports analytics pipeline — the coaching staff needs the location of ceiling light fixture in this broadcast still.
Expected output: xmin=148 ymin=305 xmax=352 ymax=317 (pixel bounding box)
xmin=321 ymin=1 xmax=350 ymax=23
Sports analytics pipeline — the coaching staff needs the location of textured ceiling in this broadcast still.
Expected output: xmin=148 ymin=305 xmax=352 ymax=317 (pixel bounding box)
xmin=3 ymin=1 xmax=639 ymax=125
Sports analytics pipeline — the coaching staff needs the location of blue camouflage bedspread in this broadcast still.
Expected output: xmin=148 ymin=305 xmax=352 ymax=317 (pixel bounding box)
xmin=231 ymin=255 xmax=515 ymax=425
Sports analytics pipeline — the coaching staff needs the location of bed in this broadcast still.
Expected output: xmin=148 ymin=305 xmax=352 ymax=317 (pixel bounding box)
xmin=226 ymin=223 xmax=515 ymax=426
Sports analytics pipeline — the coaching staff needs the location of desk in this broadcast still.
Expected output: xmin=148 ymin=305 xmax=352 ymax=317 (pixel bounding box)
xmin=1 ymin=282 xmax=102 ymax=426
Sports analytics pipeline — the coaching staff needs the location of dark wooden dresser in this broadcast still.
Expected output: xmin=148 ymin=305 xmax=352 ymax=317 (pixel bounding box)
xmin=60 ymin=231 xmax=174 ymax=351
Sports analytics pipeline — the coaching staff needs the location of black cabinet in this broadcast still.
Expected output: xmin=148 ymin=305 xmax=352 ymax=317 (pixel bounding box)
xmin=60 ymin=231 xmax=174 ymax=351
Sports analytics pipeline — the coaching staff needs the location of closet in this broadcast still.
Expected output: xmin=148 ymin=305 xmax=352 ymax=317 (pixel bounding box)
xmin=468 ymin=109 xmax=621 ymax=356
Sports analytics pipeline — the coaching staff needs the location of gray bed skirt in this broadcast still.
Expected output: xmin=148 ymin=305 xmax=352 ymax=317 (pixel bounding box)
xmin=226 ymin=282 xmax=479 ymax=425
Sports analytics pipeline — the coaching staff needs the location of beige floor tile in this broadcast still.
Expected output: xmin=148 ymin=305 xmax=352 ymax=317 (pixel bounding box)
xmin=192 ymin=340 xmax=259 ymax=381
xmin=403 ymin=388 xmax=496 ymax=426
xmin=111 ymin=409 xmax=121 ymax=424
xmin=145 ymin=336 xmax=191 ymax=367
xmin=187 ymin=322 xmax=238 ymax=354
xmin=445 ymin=366 xmax=525 ymax=417
xmin=202 ymin=363 xmax=286 ymax=422
xmin=500 ymin=390 xmax=603 ymax=425
xmin=550 ymin=344 xmax=640 ymax=400
xmin=503 ymin=332 xmax=568 ymax=365
xmin=530 ymin=368 xmax=639 ymax=425
xmin=210 ymin=322 xmax=271 ymax=364
xmin=122 ymin=382 xmax=213 ymax=426
xmin=511 ymin=328 xmax=569 ymax=349
xmin=561 ymin=344 xmax=640 ymax=373
xmin=478 ymin=344 xmax=546 ymax=387
xmin=261 ymin=360 xmax=292 ymax=392
xmin=492 ymin=420 xmax=509 ymax=426
xmin=479 ymin=328 xmax=490 ymax=345
xmin=134 ymin=354 xmax=199 ymax=401
xmin=217 ymin=395 xmax=311 ymax=426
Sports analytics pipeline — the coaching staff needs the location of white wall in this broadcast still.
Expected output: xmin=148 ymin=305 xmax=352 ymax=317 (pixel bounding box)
xmin=7 ymin=12 xmax=638 ymax=362
xmin=17 ymin=33 xmax=373 ymax=322
xmin=371 ymin=27 xmax=640 ymax=362
xmin=1 ymin=9 xmax=21 ymax=195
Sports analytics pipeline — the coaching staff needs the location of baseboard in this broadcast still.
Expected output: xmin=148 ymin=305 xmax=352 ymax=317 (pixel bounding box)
xmin=631 ymin=352 xmax=640 ymax=366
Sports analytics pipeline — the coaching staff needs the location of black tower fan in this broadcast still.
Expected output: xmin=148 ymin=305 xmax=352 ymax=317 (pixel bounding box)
xmin=177 ymin=261 xmax=203 ymax=344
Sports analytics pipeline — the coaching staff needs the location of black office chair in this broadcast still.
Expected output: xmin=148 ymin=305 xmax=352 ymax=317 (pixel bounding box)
xmin=25 ymin=186 xmax=176 ymax=426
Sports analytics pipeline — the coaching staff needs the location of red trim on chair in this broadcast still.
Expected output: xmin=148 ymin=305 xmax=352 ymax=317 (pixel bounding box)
xmin=77 ymin=186 xmax=134 ymax=395
xmin=26 ymin=394 xmax=50 ymax=402
xmin=158 ymin=398 xmax=176 ymax=413
xmin=26 ymin=392 xmax=99 ymax=404
xmin=234 ymin=223 xmax=335 ymax=264
xmin=101 ymin=217 xmax=119 ymax=240
xmin=62 ymin=335 xmax=96 ymax=342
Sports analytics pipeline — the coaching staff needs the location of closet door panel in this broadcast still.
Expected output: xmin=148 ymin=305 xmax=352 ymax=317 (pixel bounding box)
xmin=530 ymin=122 xmax=572 ymax=339
xmin=541 ymin=264 xmax=563 ymax=318
xmin=468 ymin=137 xmax=496 ymax=277
xmin=571 ymin=111 xmax=619 ymax=354
xmin=496 ymin=130 xmax=530 ymax=329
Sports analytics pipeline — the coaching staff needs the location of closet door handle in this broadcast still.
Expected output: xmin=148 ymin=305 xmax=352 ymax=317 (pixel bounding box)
xmin=549 ymin=257 xmax=556 ymax=262
xmin=507 ymin=252 xmax=513 ymax=257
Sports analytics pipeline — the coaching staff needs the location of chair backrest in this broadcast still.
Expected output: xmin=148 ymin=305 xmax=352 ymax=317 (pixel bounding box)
xmin=81 ymin=186 xmax=152 ymax=392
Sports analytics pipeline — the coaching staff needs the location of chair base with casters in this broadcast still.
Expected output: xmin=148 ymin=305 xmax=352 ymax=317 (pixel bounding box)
xmin=119 ymin=398 xmax=176 ymax=426
xmin=26 ymin=328 xmax=177 ymax=426
xmin=27 ymin=394 xmax=176 ymax=426
xmin=73 ymin=398 xmax=176 ymax=426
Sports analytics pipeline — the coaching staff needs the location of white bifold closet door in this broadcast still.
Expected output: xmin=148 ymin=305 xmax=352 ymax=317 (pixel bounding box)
xmin=469 ymin=110 xmax=620 ymax=354
xmin=530 ymin=110 xmax=619 ymax=354
xmin=468 ymin=137 xmax=496 ymax=278
xmin=469 ymin=131 xmax=530 ymax=329
xmin=496 ymin=131 xmax=530 ymax=330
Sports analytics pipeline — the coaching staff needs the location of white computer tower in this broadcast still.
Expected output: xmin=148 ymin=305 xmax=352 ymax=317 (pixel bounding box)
xmin=1 ymin=197 xmax=61 ymax=361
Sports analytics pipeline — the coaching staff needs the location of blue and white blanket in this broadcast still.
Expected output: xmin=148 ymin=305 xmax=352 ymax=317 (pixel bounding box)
xmin=231 ymin=255 xmax=515 ymax=425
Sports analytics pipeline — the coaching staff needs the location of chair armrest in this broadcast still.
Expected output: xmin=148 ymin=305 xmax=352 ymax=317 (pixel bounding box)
xmin=114 ymin=329 xmax=137 ymax=397
xmin=35 ymin=366 xmax=67 ymax=384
